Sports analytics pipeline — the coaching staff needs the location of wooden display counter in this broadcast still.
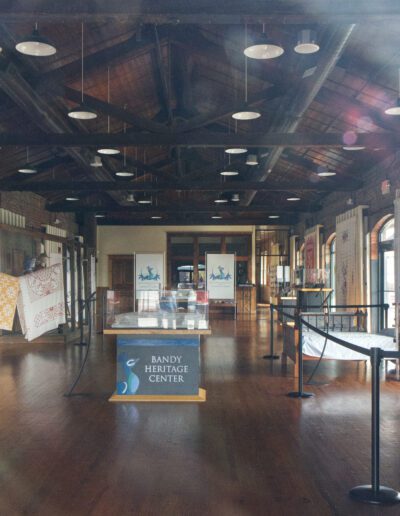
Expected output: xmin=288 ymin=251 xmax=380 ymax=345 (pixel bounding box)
xmin=105 ymin=328 xmax=210 ymax=403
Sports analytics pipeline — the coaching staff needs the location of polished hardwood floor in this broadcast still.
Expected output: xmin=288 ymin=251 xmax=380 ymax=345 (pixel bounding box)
xmin=0 ymin=315 xmax=399 ymax=515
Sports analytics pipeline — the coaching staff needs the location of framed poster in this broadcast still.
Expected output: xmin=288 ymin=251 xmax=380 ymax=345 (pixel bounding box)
xmin=135 ymin=253 xmax=164 ymax=298
xmin=206 ymin=253 xmax=235 ymax=300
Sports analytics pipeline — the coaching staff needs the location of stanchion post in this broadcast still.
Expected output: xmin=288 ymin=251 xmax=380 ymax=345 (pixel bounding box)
xmin=350 ymin=347 xmax=400 ymax=504
xmin=263 ymin=303 xmax=279 ymax=360
xmin=287 ymin=315 xmax=313 ymax=399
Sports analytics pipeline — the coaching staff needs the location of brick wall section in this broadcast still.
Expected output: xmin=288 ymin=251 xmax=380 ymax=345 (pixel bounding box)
xmin=294 ymin=153 xmax=398 ymax=242
xmin=0 ymin=191 xmax=77 ymax=236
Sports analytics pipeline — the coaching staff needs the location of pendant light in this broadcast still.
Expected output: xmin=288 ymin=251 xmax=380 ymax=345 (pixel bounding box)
xmin=16 ymin=23 xmax=56 ymax=57
xmin=231 ymin=193 xmax=240 ymax=202
xmin=385 ymin=69 xmax=400 ymax=115
xmin=220 ymin=146 xmax=239 ymax=176
xmin=244 ymin=24 xmax=284 ymax=60
xmin=116 ymin=119 xmax=134 ymax=177
xmin=317 ymin=167 xmax=336 ymax=177
xmin=98 ymin=67 xmax=120 ymax=155
xmin=18 ymin=147 xmax=37 ymax=174
xmin=294 ymin=30 xmax=319 ymax=55
xmin=212 ymin=215 xmax=222 ymax=219
xmin=90 ymin=155 xmax=103 ymax=167
xmin=225 ymin=119 xmax=248 ymax=154
xmin=269 ymin=215 xmax=280 ymax=219
xmin=246 ymin=154 xmax=258 ymax=166
xmin=287 ymin=196 xmax=301 ymax=201
xmin=68 ymin=23 xmax=97 ymax=120
xmin=232 ymin=25 xmax=261 ymax=121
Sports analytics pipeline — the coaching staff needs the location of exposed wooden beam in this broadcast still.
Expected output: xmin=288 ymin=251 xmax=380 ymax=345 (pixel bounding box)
xmin=2 ymin=1 xmax=400 ymax=24
xmin=1 ymin=180 xmax=359 ymax=193
xmin=0 ymin=131 xmax=396 ymax=148
xmin=98 ymin=217 xmax=296 ymax=226
xmin=46 ymin=202 xmax=321 ymax=213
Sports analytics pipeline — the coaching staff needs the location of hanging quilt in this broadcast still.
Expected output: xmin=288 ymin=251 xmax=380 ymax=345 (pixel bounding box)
xmin=0 ymin=273 xmax=20 ymax=331
xmin=17 ymin=264 xmax=66 ymax=341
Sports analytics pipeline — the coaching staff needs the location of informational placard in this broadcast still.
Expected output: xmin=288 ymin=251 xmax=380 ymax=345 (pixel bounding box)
xmin=206 ymin=253 xmax=235 ymax=300
xmin=135 ymin=253 xmax=164 ymax=298
xmin=116 ymin=335 xmax=200 ymax=395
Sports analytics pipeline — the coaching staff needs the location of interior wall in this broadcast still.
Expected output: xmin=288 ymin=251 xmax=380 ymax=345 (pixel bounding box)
xmin=97 ymin=225 xmax=256 ymax=287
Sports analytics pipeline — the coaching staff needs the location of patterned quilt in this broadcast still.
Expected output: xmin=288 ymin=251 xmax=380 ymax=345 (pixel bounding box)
xmin=0 ymin=273 xmax=20 ymax=331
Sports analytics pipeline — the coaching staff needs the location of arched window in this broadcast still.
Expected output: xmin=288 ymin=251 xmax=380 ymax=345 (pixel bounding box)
xmin=378 ymin=217 xmax=395 ymax=328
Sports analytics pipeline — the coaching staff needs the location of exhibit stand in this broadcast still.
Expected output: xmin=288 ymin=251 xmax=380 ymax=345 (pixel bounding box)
xmin=104 ymin=289 xmax=210 ymax=402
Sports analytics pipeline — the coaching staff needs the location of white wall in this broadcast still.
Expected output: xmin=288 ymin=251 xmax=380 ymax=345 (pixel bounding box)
xmin=97 ymin=225 xmax=256 ymax=287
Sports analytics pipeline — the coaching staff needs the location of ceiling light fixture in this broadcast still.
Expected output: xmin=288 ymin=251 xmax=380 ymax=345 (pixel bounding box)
xmin=225 ymin=147 xmax=247 ymax=154
xmin=287 ymin=196 xmax=301 ymax=201
xmin=138 ymin=198 xmax=152 ymax=204
xmin=317 ymin=166 xmax=336 ymax=177
xmin=214 ymin=197 xmax=228 ymax=204
xmin=385 ymin=69 xmax=400 ymax=115
xmin=98 ymin=67 xmax=120 ymax=155
xmin=244 ymin=25 xmax=284 ymax=59
xmin=151 ymin=216 xmax=162 ymax=220
xmin=231 ymin=193 xmax=240 ymax=202
xmin=66 ymin=196 xmax=79 ymax=202
xmin=18 ymin=147 xmax=37 ymax=174
xmin=212 ymin=215 xmax=222 ymax=219
xmin=246 ymin=154 xmax=258 ymax=166
xmin=116 ymin=117 xmax=134 ymax=177
xmin=269 ymin=215 xmax=280 ymax=219
xmin=16 ymin=23 xmax=56 ymax=57
xmin=342 ymin=145 xmax=366 ymax=151
xmin=90 ymin=155 xmax=102 ymax=167
xmin=232 ymin=25 xmax=261 ymax=121
xmin=220 ymin=169 xmax=239 ymax=176
xmin=294 ymin=29 xmax=319 ymax=54
xmin=68 ymin=23 xmax=97 ymax=120
xmin=95 ymin=213 xmax=106 ymax=218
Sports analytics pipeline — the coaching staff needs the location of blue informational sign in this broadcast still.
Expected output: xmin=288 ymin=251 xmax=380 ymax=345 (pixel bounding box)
xmin=116 ymin=335 xmax=200 ymax=395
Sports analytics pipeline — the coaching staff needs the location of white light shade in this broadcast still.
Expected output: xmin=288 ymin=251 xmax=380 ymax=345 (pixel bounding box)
xmin=342 ymin=146 xmax=365 ymax=151
xmin=232 ymin=109 xmax=261 ymax=120
xmin=214 ymin=198 xmax=228 ymax=203
xmin=231 ymin=193 xmax=240 ymax=202
xmin=98 ymin=148 xmax=120 ymax=155
xmin=220 ymin=169 xmax=239 ymax=176
xmin=294 ymin=30 xmax=319 ymax=54
xmin=317 ymin=171 xmax=336 ymax=177
xmin=95 ymin=213 xmax=105 ymax=218
xmin=66 ymin=197 xmax=79 ymax=201
xmin=68 ymin=103 xmax=97 ymax=120
xmin=246 ymin=154 xmax=258 ymax=165
xmin=90 ymin=156 xmax=102 ymax=167
xmin=151 ymin=216 xmax=162 ymax=220
xmin=244 ymin=34 xmax=284 ymax=59
xmin=16 ymin=29 xmax=56 ymax=57
xmin=212 ymin=215 xmax=222 ymax=219
xmin=115 ymin=170 xmax=134 ymax=177
xmin=385 ymin=98 xmax=400 ymax=115
xmin=138 ymin=199 xmax=152 ymax=204
xmin=225 ymin=147 xmax=247 ymax=154
xmin=269 ymin=215 xmax=280 ymax=219
xmin=18 ymin=163 xmax=37 ymax=174
xmin=287 ymin=197 xmax=301 ymax=201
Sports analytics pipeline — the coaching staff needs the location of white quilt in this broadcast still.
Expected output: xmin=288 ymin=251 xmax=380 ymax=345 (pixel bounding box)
xmin=302 ymin=331 xmax=397 ymax=360
xmin=17 ymin=264 xmax=66 ymax=341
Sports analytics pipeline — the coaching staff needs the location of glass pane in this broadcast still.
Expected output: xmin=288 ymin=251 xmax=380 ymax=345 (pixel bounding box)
xmin=383 ymin=250 xmax=395 ymax=291
xmin=170 ymin=236 xmax=194 ymax=255
xmin=237 ymin=261 xmax=248 ymax=284
xmin=198 ymin=236 xmax=221 ymax=255
xmin=379 ymin=219 xmax=394 ymax=242
xmin=226 ymin=236 xmax=249 ymax=255
xmin=171 ymin=259 xmax=194 ymax=287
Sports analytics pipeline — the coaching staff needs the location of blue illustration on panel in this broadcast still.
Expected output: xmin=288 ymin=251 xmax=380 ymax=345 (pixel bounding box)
xmin=117 ymin=353 xmax=140 ymax=394
xmin=209 ymin=265 xmax=232 ymax=281
xmin=138 ymin=265 xmax=160 ymax=281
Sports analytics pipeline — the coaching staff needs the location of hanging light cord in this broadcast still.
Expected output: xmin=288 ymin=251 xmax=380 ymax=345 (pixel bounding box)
xmin=107 ymin=66 xmax=110 ymax=134
xmin=81 ymin=22 xmax=84 ymax=104
xmin=245 ymin=24 xmax=248 ymax=104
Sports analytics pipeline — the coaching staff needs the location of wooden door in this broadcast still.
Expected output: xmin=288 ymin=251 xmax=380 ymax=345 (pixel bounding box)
xmin=108 ymin=255 xmax=134 ymax=313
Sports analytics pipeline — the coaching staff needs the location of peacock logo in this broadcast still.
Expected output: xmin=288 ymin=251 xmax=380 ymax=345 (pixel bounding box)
xmin=209 ymin=265 xmax=232 ymax=281
xmin=138 ymin=265 xmax=160 ymax=281
xmin=117 ymin=353 xmax=140 ymax=395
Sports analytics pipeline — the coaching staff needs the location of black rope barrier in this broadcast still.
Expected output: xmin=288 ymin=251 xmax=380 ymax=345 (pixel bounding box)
xmin=263 ymin=304 xmax=279 ymax=360
xmin=273 ymin=304 xmax=400 ymax=505
xmin=64 ymin=292 xmax=96 ymax=397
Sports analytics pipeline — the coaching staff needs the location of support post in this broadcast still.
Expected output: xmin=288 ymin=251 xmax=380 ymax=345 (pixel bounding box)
xmin=263 ymin=303 xmax=280 ymax=360
xmin=287 ymin=316 xmax=314 ymax=398
xmin=350 ymin=347 xmax=400 ymax=504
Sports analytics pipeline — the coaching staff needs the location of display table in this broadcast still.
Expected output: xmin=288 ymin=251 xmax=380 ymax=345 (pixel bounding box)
xmin=104 ymin=328 xmax=211 ymax=403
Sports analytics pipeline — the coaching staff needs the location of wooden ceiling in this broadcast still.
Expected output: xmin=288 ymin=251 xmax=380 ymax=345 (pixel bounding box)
xmin=0 ymin=1 xmax=400 ymax=225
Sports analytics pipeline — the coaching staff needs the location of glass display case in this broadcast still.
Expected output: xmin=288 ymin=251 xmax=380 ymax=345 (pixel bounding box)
xmin=105 ymin=289 xmax=209 ymax=330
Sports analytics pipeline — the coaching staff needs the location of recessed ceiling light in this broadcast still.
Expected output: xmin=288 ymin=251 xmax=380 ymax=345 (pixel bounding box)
xmin=220 ymin=169 xmax=239 ymax=176
xmin=115 ymin=170 xmax=134 ymax=177
xmin=287 ymin=197 xmax=301 ymax=201
xmin=269 ymin=215 xmax=280 ymax=219
xmin=225 ymin=147 xmax=247 ymax=154
xmin=16 ymin=26 xmax=57 ymax=57
xmin=66 ymin=197 xmax=79 ymax=202
xmin=342 ymin=146 xmax=366 ymax=151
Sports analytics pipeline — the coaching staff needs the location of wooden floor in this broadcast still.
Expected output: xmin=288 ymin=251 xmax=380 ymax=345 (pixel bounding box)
xmin=0 ymin=316 xmax=399 ymax=515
